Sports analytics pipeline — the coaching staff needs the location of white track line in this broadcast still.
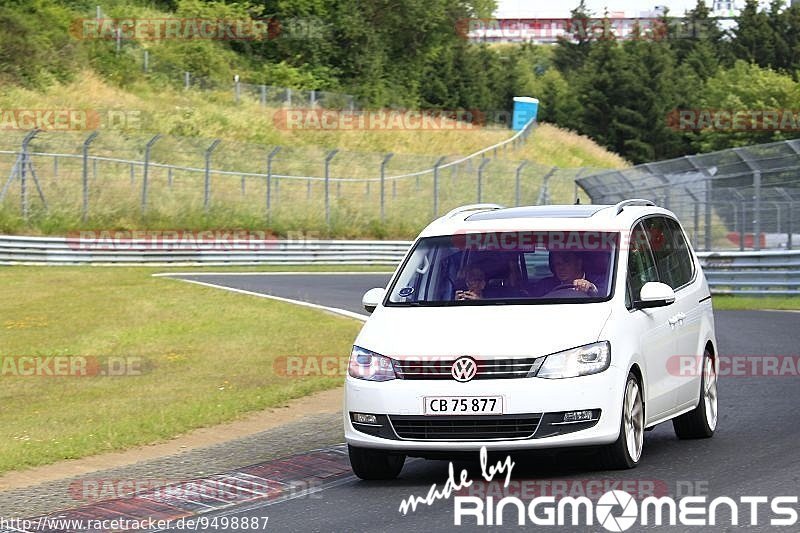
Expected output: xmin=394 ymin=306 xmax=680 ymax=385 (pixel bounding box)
xmin=158 ymin=276 xmax=369 ymax=322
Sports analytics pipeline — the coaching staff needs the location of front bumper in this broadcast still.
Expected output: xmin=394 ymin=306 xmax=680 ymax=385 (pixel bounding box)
xmin=344 ymin=366 xmax=625 ymax=452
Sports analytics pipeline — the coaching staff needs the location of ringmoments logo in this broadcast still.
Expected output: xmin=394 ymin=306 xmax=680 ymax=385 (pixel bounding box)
xmin=451 ymin=490 xmax=799 ymax=528
xmin=396 ymin=447 xmax=798 ymax=529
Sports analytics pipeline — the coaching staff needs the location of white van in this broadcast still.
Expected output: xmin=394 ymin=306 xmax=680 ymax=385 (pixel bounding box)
xmin=344 ymin=201 xmax=718 ymax=479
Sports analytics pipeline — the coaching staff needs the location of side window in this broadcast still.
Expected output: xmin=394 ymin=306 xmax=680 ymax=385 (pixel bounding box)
xmin=627 ymin=222 xmax=659 ymax=307
xmin=642 ymin=217 xmax=694 ymax=290
xmin=664 ymin=218 xmax=695 ymax=288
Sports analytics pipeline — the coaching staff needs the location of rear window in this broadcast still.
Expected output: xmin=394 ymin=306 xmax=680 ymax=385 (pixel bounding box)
xmin=386 ymin=231 xmax=619 ymax=306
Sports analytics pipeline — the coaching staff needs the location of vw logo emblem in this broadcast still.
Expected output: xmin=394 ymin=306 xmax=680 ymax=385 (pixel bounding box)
xmin=451 ymin=357 xmax=477 ymax=382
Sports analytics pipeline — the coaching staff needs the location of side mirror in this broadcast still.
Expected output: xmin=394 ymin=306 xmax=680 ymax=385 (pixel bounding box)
xmin=362 ymin=288 xmax=386 ymax=314
xmin=635 ymin=282 xmax=676 ymax=309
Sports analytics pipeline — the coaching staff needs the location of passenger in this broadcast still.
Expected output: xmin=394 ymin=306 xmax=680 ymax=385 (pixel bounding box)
xmin=456 ymin=266 xmax=486 ymax=300
xmin=534 ymin=250 xmax=599 ymax=296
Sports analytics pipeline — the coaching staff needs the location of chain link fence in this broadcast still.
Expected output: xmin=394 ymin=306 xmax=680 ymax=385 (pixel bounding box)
xmin=0 ymin=121 xmax=608 ymax=234
xmin=578 ymin=140 xmax=800 ymax=251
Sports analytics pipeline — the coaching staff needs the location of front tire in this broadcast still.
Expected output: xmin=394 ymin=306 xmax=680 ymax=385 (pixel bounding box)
xmin=600 ymin=372 xmax=644 ymax=470
xmin=348 ymin=445 xmax=405 ymax=480
xmin=673 ymin=349 xmax=717 ymax=439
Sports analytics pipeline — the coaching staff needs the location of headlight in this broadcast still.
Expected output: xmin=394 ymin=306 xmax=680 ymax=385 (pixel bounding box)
xmin=348 ymin=346 xmax=396 ymax=382
xmin=536 ymin=341 xmax=611 ymax=379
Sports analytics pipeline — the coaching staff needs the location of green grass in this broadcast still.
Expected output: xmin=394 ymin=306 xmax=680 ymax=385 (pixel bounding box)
xmin=712 ymin=295 xmax=800 ymax=310
xmin=0 ymin=266 xmax=364 ymax=474
xmin=0 ymin=75 xmax=628 ymax=239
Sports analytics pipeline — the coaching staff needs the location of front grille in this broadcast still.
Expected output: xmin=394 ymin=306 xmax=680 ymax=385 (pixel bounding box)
xmin=389 ymin=414 xmax=542 ymax=440
xmin=393 ymin=358 xmax=541 ymax=380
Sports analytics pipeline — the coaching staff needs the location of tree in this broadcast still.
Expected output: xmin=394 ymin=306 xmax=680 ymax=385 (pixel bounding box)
xmin=731 ymin=0 xmax=777 ymax=67
xmin=575 ymin=27 xmax=627 ymax=154
xmin=694 ymin=60 xmax=800 ymax=152
xmin=553 ymin=0 xmax=595 ymax=73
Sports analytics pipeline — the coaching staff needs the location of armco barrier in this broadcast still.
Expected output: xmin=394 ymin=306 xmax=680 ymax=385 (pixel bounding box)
xmin=1 ymin=235 xmax=798 ymax=296
xmin=698 ymin=249 xmax=800 ymax=296
xmin=0 ymin=235 xmax=411 ymax=266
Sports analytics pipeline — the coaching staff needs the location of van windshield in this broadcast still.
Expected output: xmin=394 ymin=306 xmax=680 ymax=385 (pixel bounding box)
xmin=386 ymin=231 xmax=618 ymax=306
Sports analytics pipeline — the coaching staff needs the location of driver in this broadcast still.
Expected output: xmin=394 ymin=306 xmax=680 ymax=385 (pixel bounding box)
xmin=456 ymin=266 xmax=486 ymax=300
xmin=533 ymin=251 xmax=599 ymax=297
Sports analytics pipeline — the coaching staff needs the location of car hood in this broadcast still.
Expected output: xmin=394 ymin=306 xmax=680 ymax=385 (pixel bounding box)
xmin=355 ymin=303 xmax=613 ymax=359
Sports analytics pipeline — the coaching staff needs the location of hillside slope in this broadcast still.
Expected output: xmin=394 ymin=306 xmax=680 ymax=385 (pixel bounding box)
xmin=0 ymin=75 xmax=628 ymax=238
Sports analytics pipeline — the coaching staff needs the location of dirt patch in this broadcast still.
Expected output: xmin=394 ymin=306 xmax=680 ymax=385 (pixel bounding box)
xmin=0 ymin=387 xmax=344 ymax=492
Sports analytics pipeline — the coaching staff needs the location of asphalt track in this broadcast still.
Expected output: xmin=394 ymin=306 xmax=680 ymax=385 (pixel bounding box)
xmin=159 ymin=273 xmax=800 ymax=533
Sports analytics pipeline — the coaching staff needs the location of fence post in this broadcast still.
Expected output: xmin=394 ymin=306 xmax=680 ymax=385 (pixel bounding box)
xmin=433 ymin=157 xmax=446 ymax=217
xmin=19 ymin=130 xmax=40 ymax=221
xmin=130 ymin=163 xmax=135 ymax=185
xmin=777 ymin=188 xmax=794 ymax=250
xmin=477 ymin=158 xmax=490 ymax=203
xmin=184 ymin=71 xmax=190 ymax=90
xmin=538 ymin=167 xmax=557 ymax=205
xmin=287 ymin=88 xmax=292 ymax=108
xmin=141 ymin=134 xmax=161 ymax=215
xmin=53 ymin=155 xmax=58 ymax=177
xmin=324 ymin=149 xmax=338 ymax=226
xmin=260 ymin=85 xmax=267 ymax=106
xmin=310 ymin=90 xmax=316 ymax=108
xmin=266 ymin=146 xmax=281 ymax=221
xmin=515 ymin=161 xmax=528 ymax=206
xmin=739 ymin=203 xmax=746 ymax=251
xmin=704 ymin=179 xmax=712 ymax=251
xmin=733 ymin=148 xmax=762 ymax=250
xmin=753 ymin=169 xmax=762 ymax=251
xmin=380 ymin=153 xmax=393 ymax=221
xmin=143 ymin=50 xmax=149 ymax=72
xmin=204 ymin=139 xmax=221 ymax=212
xmin=81 ymin=131 xmax=99 ymax=222
xmin=234 ymin=78 xmax=241 ymax=104
xmin=694 ymin=200 xmax=700 ymax=249
xmin=167 ymin=167 xmax=173 ymax=189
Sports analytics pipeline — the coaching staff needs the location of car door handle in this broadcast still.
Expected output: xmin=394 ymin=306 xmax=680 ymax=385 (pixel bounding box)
xmin=669 ymin=313 xmax=687 ymax=326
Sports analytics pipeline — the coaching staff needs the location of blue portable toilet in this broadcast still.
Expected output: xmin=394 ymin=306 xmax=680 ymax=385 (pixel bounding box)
xmin=512 ymin=97 xmax=539 ymax=131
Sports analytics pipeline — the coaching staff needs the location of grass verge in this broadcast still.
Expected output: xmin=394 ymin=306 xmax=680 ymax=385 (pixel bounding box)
xmin=712 ymin=295 xmax=800 ymax=311
xmin=0 ymin=266 xmax=364 ymax=474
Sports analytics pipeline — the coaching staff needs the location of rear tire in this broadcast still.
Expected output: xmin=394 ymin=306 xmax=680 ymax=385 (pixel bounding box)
xmin=673 ymin=349 xmax=717 ymax=439
xmin=600 ymin=372 xmax=644 ymax=470
xmin=348 ymin=445 xmax=405 ymax=480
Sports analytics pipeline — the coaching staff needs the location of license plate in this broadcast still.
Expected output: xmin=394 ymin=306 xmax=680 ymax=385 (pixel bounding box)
xmin=423 ymin=396 xmax=503 ymax=415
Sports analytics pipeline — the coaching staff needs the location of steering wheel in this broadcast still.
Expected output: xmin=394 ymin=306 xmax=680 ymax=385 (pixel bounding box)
xmin=546 ymin=283 xmax=591 ymax=298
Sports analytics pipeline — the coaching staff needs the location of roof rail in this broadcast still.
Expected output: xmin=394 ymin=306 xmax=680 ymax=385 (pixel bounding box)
xmin=443 ymin=204 xmax=505 ymax=219
xmin=614 ymin=199 xmax=656 ymax=215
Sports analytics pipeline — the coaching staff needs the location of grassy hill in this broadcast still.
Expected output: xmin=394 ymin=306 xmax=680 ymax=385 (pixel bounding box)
xmin=0 ymin=74 xmax=628 ymax=238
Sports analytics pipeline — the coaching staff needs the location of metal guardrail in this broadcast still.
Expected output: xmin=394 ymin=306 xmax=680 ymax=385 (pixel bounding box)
xmin=697 ymin=250 xmax=800 ymax=296
xmin=0 ymin=236 xmax=411 ymax=266
xmin=2 ymin=235 xmax=799 ymax=296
